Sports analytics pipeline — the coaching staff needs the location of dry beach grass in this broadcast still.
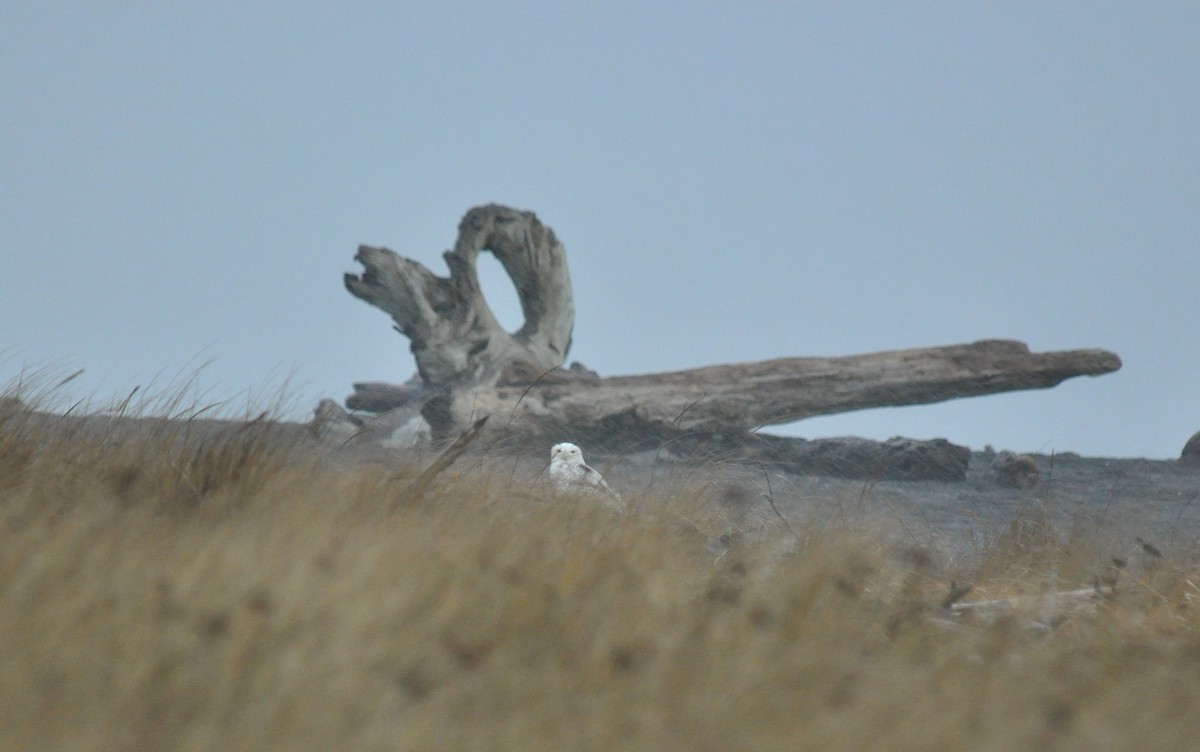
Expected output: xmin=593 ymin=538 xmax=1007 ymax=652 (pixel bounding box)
xmin=3 ymin=387 xmax=1200 ymax=751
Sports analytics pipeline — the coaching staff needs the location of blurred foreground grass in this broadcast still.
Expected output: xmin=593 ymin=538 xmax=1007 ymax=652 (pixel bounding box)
xmin=2 ymin=391 xmax=1200 ymax=751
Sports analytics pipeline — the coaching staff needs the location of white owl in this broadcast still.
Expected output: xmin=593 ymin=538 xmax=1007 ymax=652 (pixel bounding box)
xmin=548 ymin=442 xmax=624 ymax=513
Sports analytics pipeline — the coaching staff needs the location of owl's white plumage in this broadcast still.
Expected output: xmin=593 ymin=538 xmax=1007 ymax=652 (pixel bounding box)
xmin=548 ymin=442 xmax=624 ymax=513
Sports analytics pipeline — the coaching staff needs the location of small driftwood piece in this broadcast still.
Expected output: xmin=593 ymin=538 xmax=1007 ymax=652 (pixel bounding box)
xmin=950 ymin=588 xmax=1104 ymax=617
xmin=943 ymin=586 xmax=1113 ymax=634
xmin=345 ymin=381 xmax=424 ymax=412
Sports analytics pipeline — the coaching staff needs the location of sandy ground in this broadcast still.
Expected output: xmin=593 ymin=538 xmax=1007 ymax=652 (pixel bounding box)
xmin=587 ymin=447 xmax=1200 ymax=560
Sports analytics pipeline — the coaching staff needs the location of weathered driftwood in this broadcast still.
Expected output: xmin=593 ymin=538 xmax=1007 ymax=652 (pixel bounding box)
xmin=345 ymin=380 xmax=424 ymax=413
xmin=951 ymin=587 xmax=1103 ymax=616
xmin=673 ymin=434 xmax=973 ymax=481
xmin=344 ymin=204 xmax=574 ymax=387
xmin=338 ymin=204 xmax=1122 ymax=455
xmin=428 ymin=339 xmax=1120 ymax=443
xmin=551 ymin=339 xmax=1118 ymax=432
xmin=945 ymin=587 xmax=1113 ymax=632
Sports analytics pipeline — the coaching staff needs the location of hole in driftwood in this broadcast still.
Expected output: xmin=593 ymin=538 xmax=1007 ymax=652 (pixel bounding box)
xmin=476 ymin=251 xmax=524 ymax=333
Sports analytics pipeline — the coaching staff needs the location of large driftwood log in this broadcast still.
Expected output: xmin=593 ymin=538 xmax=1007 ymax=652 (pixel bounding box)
xmin=431 ymin=339 xmax=1120 ymax=444
xmin=344 ymin=204 xmax=574 ymax=387
xmin=339 ymin=204 xmax=1121 ymax=453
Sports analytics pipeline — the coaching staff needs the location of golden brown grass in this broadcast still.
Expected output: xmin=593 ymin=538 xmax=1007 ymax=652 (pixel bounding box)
xmin=3 ymin=391 xmax=1200 ymax=751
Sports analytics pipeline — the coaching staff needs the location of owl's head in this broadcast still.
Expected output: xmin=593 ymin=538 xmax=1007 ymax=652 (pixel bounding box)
xmin=550 ymin=442 xmax=584 ymax=464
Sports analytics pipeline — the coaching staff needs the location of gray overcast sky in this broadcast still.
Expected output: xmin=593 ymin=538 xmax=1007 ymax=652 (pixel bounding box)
xmin=3 ymin=3 xmax=1197 ymax=458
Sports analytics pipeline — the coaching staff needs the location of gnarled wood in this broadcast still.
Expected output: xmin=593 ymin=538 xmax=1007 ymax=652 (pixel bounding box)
xmin=337 ymin=205 xmax=1122 ymax=455
xmin=344 ymin=204 xmax=574 ymax=387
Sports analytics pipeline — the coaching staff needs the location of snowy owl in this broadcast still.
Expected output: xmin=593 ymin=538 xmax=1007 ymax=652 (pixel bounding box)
xmin=548 ymin=442 xmax=624 ymax=513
